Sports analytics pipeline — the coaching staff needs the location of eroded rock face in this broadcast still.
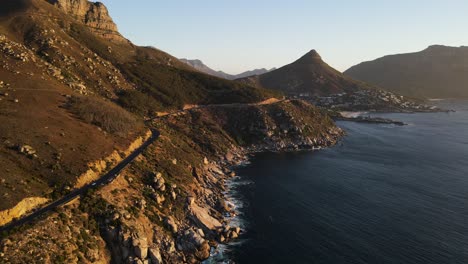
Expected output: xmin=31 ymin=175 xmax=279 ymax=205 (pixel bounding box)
xmin=47 ymin=0 xmax=126 ymax=42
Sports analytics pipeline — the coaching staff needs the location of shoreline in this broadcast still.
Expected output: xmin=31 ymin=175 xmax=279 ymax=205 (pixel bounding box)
xmin=205 ymin=106 xmax=454 ymax=261
xmin=335 ymin=116 xmax=407 ymax=126
xmin=203 ymin=130 xmax=344 ymax=262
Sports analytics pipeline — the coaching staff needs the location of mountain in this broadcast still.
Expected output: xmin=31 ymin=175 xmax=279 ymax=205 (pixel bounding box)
xmin=0 ymin=1 xmax=342 ymax=263
xmin=0 ymin=0 xmax=278 ymax=212
xmin=179 ymin=58 xmax=233 ymax=79
xmin=236 ymin=50 xmax=439 ymax=112
xmin=235 ymin=68 xmax=273 ymax=79
xmin=344 ymin=45 xmax=468 ymax=98
xmin=48 ymin=0 xmax=127 ymax=42
xmin=180 ymin=58 xmax=272 ymax=80
xmin=237 ymin=49 xmax=369 ymax=96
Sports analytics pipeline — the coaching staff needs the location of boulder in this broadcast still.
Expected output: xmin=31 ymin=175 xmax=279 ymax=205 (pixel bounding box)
xmin=156 ymin=194 xmax=165 ymax=205
xmin=153 ymin=173 xmax=166 ymax=191
xmin=230 ymin=230 xmax=239 ymax=239
xmin=187 ymin=196 xmax=195 ymax=206
xmin=219 ymin=234 xmax=225 ymax=243
xmin=148 ymin=247 xmax=162 ymax=264
xmin=18 ymin=145 xmax=37 ymax=158
xmin=164 ymin=216 xmax=178 ymax=233
xmin=190 ymin=203 xmax=222 ymax=231
xmin=177 ymin=229 xmax=210 ymax=260
xmin=195 ymin=241 xmax=211 ymax=260
xmin=132 ymin=236 xmax=148 ymax=260
xmin=225 ymin=152 xmax=234 ymax=162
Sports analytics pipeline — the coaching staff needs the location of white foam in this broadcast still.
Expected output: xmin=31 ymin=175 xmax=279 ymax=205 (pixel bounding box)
xmin=204 ymin=175 xmax=253 ymax=263
xmin=340 ymin=111 xmax=369 ymax=118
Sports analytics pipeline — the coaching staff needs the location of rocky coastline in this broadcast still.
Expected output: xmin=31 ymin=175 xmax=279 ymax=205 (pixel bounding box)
xmin=96 ymin=101 xmax=344 ymax=264
xmin=192 ymin=126 xmax=344 ymax=262
xmin=0 ymin=100 xmax=344 ymax=264
xmin=335 ymin=116 xmax=407 ymax=126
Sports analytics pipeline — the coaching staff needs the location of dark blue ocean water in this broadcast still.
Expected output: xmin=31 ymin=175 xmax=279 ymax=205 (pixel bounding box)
xmin=226 ymin=100 xmax=468 ymax=264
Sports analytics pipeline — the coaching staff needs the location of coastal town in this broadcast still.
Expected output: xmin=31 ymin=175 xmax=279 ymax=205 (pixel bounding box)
xmin=295 ymin=89 xmax=441 ymax=112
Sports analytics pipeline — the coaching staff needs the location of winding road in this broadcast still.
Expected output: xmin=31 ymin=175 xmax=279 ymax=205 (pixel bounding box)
xmin=0 ymin=129 xmax=160 ymax=233
xmin=0 ymin=98 xmax=284 ymax=233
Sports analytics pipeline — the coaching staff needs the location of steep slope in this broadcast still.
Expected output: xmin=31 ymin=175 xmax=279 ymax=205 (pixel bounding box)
xmin=0 ymin=0 xmax=276 ymax=210
xmin=1 ymin=100 xmax=343 ymax=263
xmin=180 ymin=58 xmax=272 ymax=80
xmin=238 ymin=50 xmax=369 ymax=96
xmin=345 ymin=45 xmax=468 ymax=98
xmin=0 ymin=1 xmax=344 ymax=263
xmin=0 ymin=0 xmax=147 ymax=211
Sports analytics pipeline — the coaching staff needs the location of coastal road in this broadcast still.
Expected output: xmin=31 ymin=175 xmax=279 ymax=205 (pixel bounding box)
xmin=0 ymin=98 xmax=284 ymax=233
xmin=0 ymin=129 xmax=160 ymax=233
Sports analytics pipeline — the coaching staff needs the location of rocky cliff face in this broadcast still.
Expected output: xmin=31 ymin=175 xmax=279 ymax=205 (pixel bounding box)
xmin=0 ymin=100 xmax=343 ymax=263
xmin=47 ymin=0 xmax=126 ymax=42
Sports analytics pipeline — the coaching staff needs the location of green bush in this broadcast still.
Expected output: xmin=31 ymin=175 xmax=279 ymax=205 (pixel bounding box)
xmin=118 ymin=90 xmax=163 ymax=116
xmin=67 ymin=95 xmax=142 ymax=136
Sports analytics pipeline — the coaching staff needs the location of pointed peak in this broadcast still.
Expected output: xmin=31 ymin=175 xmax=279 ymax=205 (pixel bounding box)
xmin=295 ymin=49 xmax=322 ymax=63
xmin=306 ymin=49 xmax=321 ymax=58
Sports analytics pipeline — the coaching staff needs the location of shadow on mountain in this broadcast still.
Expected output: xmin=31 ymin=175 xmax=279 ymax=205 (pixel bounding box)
xmin=0 ymin=0 xmax=32 ymax=17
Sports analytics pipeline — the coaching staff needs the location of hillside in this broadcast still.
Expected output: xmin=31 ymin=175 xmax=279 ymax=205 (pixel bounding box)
xmin=0 ymin=0 xmax=278 ymax=210
xmin=0 ymin=1 xmax=343 ymax=263
xmin=345 ymin=45 xmax=468 ymax=98
xmin=180 ymin=58 xmax=272 ymax=80
xmin=235 ymin=50 xmax=440 ymax=112
xmin=237 ymin=49 xmax=369 ymax=96
xmin=1 ymin=100 xmax=343 ymax=263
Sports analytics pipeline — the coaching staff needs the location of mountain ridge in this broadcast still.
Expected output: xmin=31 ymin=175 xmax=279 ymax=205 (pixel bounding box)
xmin=345 ymin=45 xmax=468 ymax=98
xmin=180 ymin=58 xmax=274 ymax=80
xmin=236 ymin=49 xmax=367 ymax=96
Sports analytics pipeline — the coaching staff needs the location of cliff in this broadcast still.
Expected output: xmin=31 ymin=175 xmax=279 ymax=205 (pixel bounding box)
xmin=1 ymin=100 xmax=343 ymax=263
xmin=47 ymin=0 xmax=127 ymax=42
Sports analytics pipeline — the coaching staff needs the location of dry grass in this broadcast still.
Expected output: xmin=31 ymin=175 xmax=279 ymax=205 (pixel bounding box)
xmin=67 ymin=95 xmax=142 ymax=136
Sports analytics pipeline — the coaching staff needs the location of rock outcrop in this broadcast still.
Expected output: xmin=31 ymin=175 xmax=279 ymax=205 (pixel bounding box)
xmin=0 ymin=197 xmax=50 ymax=226
xmin=47 ymin=0 xmax=127 ymax=42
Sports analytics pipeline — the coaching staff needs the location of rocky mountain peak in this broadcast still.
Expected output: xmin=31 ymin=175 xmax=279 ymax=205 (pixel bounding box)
xmin=46 ymin=0 xmax=127 ymax=42
xmin=295 ymin=49 xmax=322 ymax=64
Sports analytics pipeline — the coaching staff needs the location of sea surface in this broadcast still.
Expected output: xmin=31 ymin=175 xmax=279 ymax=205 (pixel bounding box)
xmin=214 ymin=100 xmax=468 ymax=264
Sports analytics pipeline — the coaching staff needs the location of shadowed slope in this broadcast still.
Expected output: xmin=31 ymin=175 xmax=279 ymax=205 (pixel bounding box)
xmin=345 ymin=45 xmax=468 ymax=98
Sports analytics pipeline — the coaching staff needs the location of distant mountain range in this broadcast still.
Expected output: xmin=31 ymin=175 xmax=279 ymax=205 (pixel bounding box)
xmin=236 ymin=49 xmax=371 ymax=96
xmin=179 ymin=59 xmax=275 ymax=80
xmin=345 ymin=45 xmax=468 ymax=98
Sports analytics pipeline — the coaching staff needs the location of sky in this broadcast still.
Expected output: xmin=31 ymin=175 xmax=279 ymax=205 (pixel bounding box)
xmin=100 ymin=0 xmax=468 ymax=74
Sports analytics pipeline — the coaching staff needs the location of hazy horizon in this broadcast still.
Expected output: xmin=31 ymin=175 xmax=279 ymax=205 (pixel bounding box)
xmin=82 ymin=1 xmax=468 ymax=74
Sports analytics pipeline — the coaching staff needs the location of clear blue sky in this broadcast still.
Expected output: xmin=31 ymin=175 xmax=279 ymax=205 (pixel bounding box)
xmin=100 ymin=0 xmax=468 ymax=74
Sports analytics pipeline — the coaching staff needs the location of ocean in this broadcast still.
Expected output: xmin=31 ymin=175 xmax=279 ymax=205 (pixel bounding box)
xmin=215 ymin=100 xmax=468 ymax=264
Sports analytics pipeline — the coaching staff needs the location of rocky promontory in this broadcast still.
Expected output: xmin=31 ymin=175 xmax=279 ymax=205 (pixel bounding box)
xmin=0 ymin=100 xmax=343 ymax=263
xmin=47 ymin=0 xmax=127 ymax=42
